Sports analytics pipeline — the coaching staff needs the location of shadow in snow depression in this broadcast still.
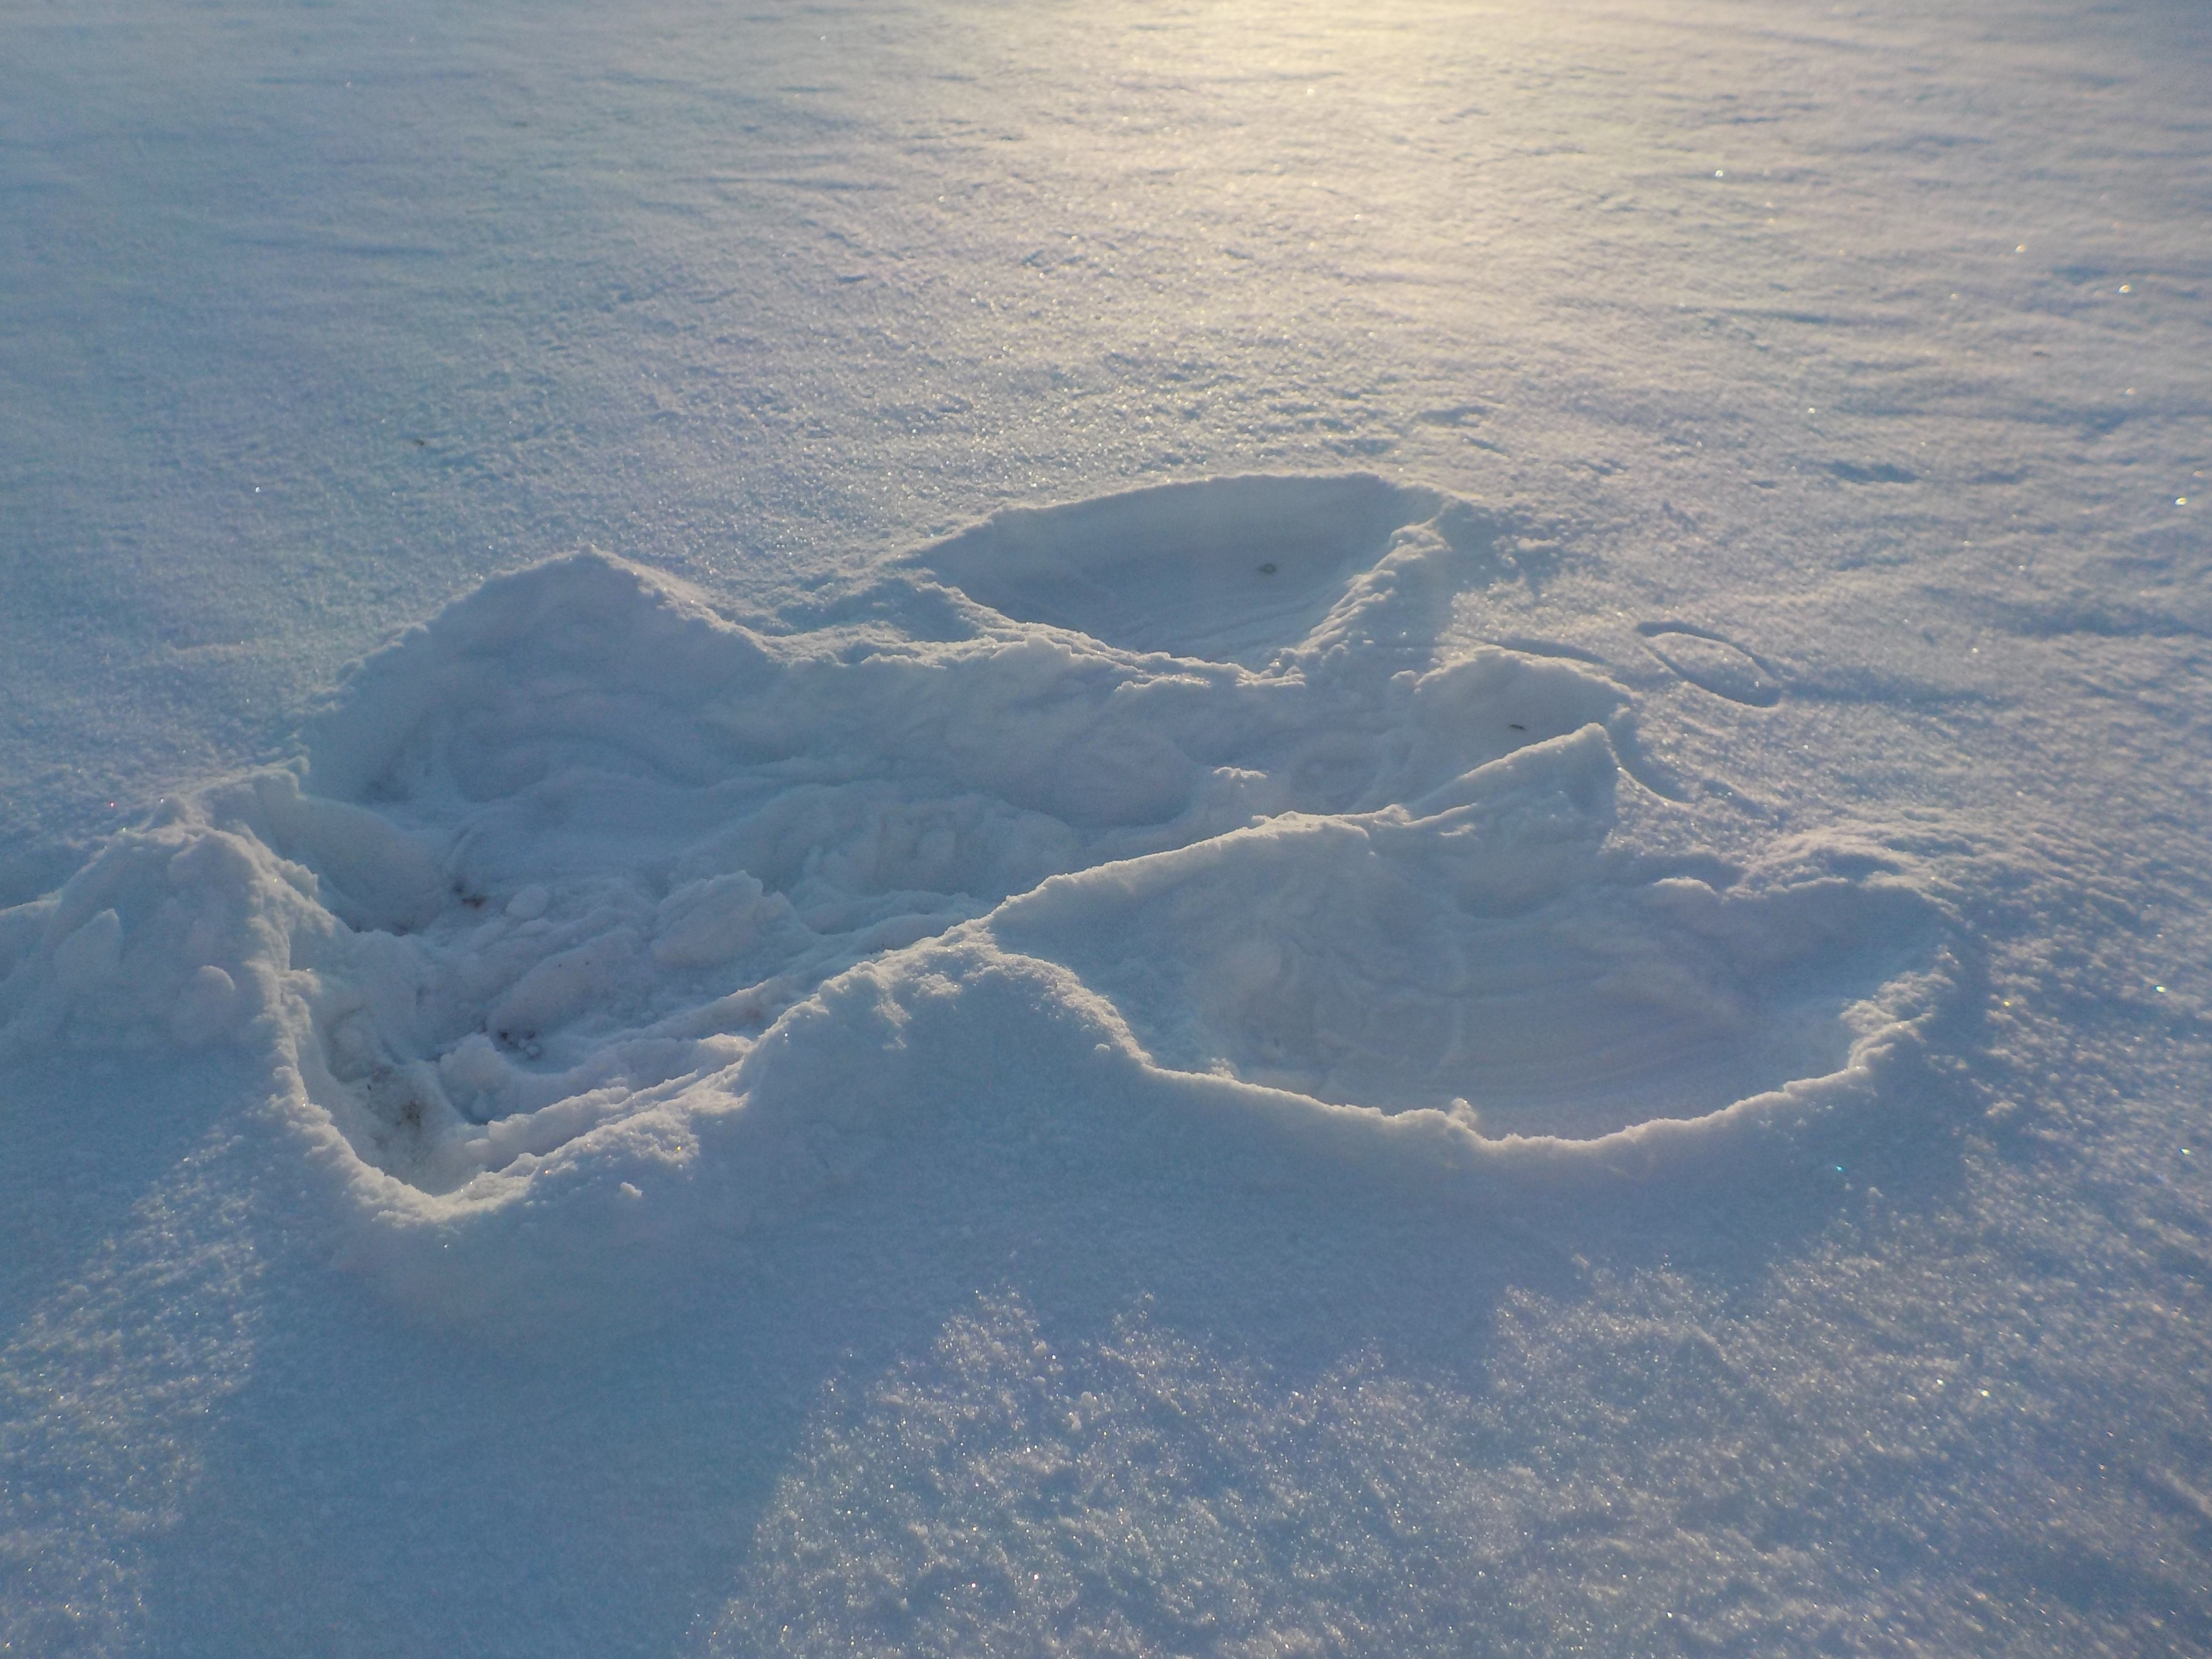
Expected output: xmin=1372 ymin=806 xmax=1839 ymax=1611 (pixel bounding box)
xmin=0 ymin=475 xmax=1953 ymax=1297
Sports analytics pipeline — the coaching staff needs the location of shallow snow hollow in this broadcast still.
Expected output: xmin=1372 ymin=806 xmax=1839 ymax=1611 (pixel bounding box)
xmin=0 ymin=476 xmax=1956 ymax=1327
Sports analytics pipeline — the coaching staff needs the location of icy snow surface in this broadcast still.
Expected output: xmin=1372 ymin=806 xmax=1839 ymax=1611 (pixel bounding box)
xmin=3 ymin=0 xmax=2210 ymax=1655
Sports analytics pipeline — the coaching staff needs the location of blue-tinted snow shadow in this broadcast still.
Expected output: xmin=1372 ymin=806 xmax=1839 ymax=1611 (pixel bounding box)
xmin=0 ymin=1050 xmax=250 ymax=1337
xmin=131 ymin=959 xmax=1995 ymax=1658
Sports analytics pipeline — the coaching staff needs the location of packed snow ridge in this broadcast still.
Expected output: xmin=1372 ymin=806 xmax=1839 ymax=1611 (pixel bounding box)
xmin=0 ymin=475 xmax=1953 ymax=1322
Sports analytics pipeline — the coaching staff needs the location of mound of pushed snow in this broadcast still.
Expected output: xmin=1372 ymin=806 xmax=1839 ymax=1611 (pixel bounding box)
xmin=0 ymin=476 xmax=1957 ymax=1327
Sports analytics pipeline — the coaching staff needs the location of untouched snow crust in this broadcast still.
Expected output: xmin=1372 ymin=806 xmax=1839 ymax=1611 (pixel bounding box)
xmin=3 ymin=0 xmax=2210 ymax=1655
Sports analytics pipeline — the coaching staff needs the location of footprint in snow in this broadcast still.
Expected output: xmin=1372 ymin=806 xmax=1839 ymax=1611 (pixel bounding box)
xmin=1638 ymin=622 xmax=1786 ymax=707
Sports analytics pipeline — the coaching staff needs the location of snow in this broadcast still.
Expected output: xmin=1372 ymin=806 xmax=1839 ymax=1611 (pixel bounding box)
xmin=3 ymin=0 xmax=2209 ymax=1653
xmin=0 ymin=496 xmax=1955 ymax=1332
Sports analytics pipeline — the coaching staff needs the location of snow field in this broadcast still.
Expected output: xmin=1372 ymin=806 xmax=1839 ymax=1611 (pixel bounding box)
xmin=2 ymin=0 xmax=2208 ymax=1651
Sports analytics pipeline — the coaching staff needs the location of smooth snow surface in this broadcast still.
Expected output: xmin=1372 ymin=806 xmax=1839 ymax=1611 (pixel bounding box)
xmin=4 ymin=0 xmax=2210 ymax=1655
